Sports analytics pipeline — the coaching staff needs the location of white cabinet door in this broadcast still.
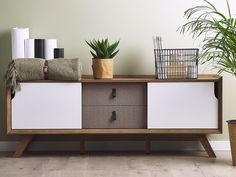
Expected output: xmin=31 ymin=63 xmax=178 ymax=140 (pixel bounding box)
xmin=12 ymin=83 xmax=82 ymax=129
xmin=148 ymin=82 xmax=218 ymax=129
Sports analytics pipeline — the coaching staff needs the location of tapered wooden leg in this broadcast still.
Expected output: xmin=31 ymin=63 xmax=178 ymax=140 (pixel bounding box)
xmin=80 ymin=135 xmax=85 ymax=154
xmin=199 ymin=135 xmax=216 ymax=158
xmin=13 ymin=135 xmax=33 ymax=158
xmin=145 ymin=135 xmax=151 ymax=154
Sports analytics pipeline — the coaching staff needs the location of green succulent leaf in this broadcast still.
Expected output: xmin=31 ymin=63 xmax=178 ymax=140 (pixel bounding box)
xmin=90 ymin=51 xmax=97 ymax=58
xmin=108 ymin=41 xmax=120 ymax=55
xmin=86 ymin=38 xmax=120 ymax=59
xmin=110 ymin=50 xmax=119 ymax=58
xmin=86 ymin=40 xmax=97 ymax=51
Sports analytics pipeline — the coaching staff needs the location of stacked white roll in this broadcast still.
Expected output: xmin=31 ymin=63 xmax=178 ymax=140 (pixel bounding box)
xmin=44 ymin=39 xmax=57 ymax=59
xmin=11 ymin=27 xmax=29 ymax=59
xmin=24 ymin=39 xmax=35 ymax=58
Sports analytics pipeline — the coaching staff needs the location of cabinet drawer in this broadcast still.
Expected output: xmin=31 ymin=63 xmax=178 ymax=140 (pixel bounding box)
xmin=83 ymin=106 xmax=146 ymax=128
xmin=82 ymin=83 xmax=146 ymax=106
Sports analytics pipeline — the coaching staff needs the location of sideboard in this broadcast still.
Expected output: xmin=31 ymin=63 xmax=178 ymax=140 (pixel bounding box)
xmin=6 ymin=74 xmax=222 ymax=157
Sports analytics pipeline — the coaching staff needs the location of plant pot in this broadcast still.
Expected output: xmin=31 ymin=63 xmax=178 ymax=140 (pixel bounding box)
xmin=92 ymin=59 xmax=113 ymax=79
xmin=227 ymin=120 xmax=236 ymax=166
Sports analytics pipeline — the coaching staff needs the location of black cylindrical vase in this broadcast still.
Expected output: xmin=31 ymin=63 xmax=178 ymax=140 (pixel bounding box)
xmin=54 ymin=48 xmax=64 ymax=58
xmin=34 ymin=39 xmax=45 ymax=58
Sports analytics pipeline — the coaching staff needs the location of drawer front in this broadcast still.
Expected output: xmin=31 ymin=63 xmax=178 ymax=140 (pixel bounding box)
xmin=12 ymin=83 xmax=82 ymax=129
xmin=83 ymin=106 xmax=146 ymax=128
xmin=83 ymin=83 xmax=146 ymax=106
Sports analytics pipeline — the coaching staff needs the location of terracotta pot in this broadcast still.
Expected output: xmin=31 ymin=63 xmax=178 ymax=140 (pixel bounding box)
xmin=92 ymin=59 xmax=113 ymax=79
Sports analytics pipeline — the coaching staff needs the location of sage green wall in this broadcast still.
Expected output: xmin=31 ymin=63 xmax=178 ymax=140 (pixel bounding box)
xmin=0 ymin=0 xmax=236 ymax=141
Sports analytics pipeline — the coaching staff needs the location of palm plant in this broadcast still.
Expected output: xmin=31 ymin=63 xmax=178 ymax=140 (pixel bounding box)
xmin=86 ymin=39 xmax=119 ymax=59
xmin=179 ymin=0 xmax=236 ymax=75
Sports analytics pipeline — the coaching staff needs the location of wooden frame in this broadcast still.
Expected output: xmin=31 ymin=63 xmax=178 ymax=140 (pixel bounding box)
xmin=6 ymin=74 xmax=223 ymax=157
xmin=13 ymin=135 xmax=33 ymax=158
xmin=6 ymin=74 xmax=223 ymax=135
xmin=12 ymin=134 xmax=215 ymax=158
xmin=8 ymin=129 xmax=221 ymax=135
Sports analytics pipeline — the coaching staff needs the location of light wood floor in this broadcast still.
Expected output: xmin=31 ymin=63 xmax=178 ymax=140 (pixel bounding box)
xmin=0 ymin=151 xmax=235 ymax=177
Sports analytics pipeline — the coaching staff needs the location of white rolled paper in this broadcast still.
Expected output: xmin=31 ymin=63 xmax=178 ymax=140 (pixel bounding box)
xmin=44 ymin=39 xmax=57 ymax=60
xmin=24 ymin=39 xmax=35 ymax=58
xmin=11 ymin=27 xmax=29 ymax=59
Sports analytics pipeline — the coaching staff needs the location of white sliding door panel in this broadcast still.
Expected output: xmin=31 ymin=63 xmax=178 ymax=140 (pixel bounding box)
xmin=148 ymin=83 xmax=218 ymax=129
xmin=12 ymin=83 xmax=81 ymax=129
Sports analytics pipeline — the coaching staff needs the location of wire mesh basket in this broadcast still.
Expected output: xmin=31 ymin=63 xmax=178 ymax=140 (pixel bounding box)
xmin=154 ymin=48 xmax=199 ymax=79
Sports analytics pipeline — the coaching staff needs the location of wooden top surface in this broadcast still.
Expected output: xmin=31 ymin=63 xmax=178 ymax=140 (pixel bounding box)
xmin=20 ymin=74 xmax=222 ymax=83
xmin=82 ymin=74 xmax=221 ymax=83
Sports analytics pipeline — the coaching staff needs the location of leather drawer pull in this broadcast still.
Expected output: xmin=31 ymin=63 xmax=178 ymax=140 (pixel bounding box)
xmin=112 ymin=88 xmax=116 ymax=98
xmin=112 ymin=111 xmax=117 ymax=120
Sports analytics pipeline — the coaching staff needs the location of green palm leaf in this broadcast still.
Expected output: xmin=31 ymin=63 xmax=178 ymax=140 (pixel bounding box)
xmin=178 ymin=0 xmax=236 ymax=75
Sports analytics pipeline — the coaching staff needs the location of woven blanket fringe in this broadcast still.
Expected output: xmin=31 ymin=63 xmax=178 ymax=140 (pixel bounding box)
xmin=4 ymin=60 xmax=21 ymax=93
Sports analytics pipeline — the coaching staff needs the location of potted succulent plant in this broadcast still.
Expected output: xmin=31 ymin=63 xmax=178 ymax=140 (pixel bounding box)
xmin=86 ymin=39 xmax=120 ymax=79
